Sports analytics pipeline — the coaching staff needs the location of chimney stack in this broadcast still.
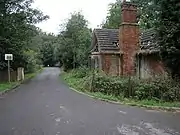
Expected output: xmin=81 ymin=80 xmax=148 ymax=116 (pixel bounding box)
xmin=119 ymin=0 xmax=139 ymax=76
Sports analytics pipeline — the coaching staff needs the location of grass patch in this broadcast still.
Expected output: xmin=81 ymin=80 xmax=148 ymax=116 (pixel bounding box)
xmin=61 ymin=70 xmax=180 ymax=109
xmin=135 ymin=100 xmax=180 ymax=108
xmin=61 ymin=71 xmax=86 ymax=91
xmin=0 ymin=82 xmax=19 ymax=92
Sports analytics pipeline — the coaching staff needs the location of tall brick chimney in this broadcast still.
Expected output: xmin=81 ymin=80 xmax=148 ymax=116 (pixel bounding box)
xmin=119 ymin=0 xmax=139 ymax=76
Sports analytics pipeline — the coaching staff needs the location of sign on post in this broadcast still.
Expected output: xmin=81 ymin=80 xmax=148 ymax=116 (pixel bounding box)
xmin=5 ymin=54 xmax=13 ymax=83
xmin=5 ymin=54 xmax=13 ymax=61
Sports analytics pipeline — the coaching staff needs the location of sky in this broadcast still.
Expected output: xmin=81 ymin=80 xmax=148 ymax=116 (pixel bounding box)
xmin=32 ymin=0 xmax=115 ymax=34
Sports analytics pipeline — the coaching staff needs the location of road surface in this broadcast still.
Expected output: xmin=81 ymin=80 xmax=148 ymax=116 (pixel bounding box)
xmin=0 ymin=68 xmax=180 ymax=135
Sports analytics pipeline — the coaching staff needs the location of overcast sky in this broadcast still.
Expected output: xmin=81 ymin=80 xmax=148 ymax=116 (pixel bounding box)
xmin=32 ymin=0 xmax=115 ymax=34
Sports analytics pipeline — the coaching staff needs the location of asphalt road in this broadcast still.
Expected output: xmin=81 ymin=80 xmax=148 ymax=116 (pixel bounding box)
xmin=0 ymin=67 xmax=180 ymax=135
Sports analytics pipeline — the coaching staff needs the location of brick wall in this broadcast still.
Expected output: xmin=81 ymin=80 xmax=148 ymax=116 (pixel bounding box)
xmin=102 ymin=55 xmax=111 ymax=74
xmin=148 ymin=56 xmax=165 ymax=75
xmin=102 ymin=54 xmax=121 ymax=76
xmin=119 ymin=1 xmax=139 ymax=76
xmin=138 ymin=55 xmax=166 ymax=78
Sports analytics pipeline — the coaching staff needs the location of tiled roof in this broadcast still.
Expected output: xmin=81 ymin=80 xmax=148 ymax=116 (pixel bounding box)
xmin=92 ymin=28 xmax=159 ymax=53
xmin=93 ymin=29 xmax=120 ymax=52
xmin=140 ymin=28 xmax=159 ymax=52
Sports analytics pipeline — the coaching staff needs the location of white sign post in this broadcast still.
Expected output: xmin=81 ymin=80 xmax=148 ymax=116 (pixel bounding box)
xmin=5 ymin=54 xmax=13 ymax=83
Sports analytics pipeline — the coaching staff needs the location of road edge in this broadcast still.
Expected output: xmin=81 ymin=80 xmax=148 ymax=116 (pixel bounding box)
xmin=70 ymin=87 xmax=180 ymax=112
xmin=0 ymin=68 xmax=43 ymax=96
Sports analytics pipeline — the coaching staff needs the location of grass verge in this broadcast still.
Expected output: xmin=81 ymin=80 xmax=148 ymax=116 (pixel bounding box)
xmin=61 ymin=71 xmax=180 ymax=111
xmin=0 ymin=68 xmax=43 ymax=94
xmin=0 ymin=82 xmax=19 ymax=92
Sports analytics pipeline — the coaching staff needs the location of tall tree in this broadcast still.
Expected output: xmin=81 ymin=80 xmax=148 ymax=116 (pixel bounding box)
xmin=157 ymin=0 xmax=180 ymax=78
xmin=0 ymin=0 xmax=49 ymax=71
xmin=102 ymin=0 xmax=121 ymax=29
xmin=57 ymin=12 xmax=91 ymax=71
xmin=39 ymin=33 xmax=58 ymax=67
xmin=132 ymin=0 xmax=160 ymax=30
xmin=102 ymin=0 xmax=160 ymax=30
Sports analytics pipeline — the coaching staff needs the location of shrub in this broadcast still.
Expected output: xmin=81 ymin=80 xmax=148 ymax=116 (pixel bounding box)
xmin=70 ymin=68 xmax=180 ymax=102
xmin=70 ymin=67 xmax=91 ymax=78
xmin=92 ymin=74 xmax=128 ymax=97
xmin=23 ymin=50 xmax=40 ymax=73
xmin=92 ymin=73 xmax=180 ymax=102
xmin=134 ymin=77 xmax=180 ymax=102
xmin=134 ymin=81 xmax=158 ymax=100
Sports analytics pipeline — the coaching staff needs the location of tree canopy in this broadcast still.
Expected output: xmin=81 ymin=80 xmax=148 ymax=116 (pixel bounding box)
xmin=102 ymin=0 xmax=121 ymax=29
xmin=102 ymin=0 xmax=160 ymax=30
xmin=156 ymin=0 xmax=180 ymax=78
xmin=56 ymin=12 xmax=92 ymax=71
xmin=0 ymin=0 xmax=49 ymax=72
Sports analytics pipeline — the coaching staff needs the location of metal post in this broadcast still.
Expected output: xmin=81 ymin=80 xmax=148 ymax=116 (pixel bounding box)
xmin=8 ymin=60 xmax=10 ymax=83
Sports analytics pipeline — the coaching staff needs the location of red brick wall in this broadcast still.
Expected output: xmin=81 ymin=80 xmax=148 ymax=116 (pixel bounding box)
xmin=103 ymin=55 xmax=111 ymax=74
xmin=148 ymin=56 xmax=165 ymax=75
xmin=102 ymin=54 xmax=120 ymax=76
xmin=120 ymin=25 xmax=139 ymax=76
xmin=138 ymin=55 xmax=165 ymax=78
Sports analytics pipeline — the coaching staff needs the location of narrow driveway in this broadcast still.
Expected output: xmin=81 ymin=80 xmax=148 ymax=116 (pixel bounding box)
xmin=0 ymin=68 xmax=180 ymax=135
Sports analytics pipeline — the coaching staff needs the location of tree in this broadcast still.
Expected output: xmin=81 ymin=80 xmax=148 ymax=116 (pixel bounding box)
xmin=57 ymin=12 xmax=92 ymax=71
xmin=41 ymin=43 xmax=56 ymax=67
xmin=102 ymin=0 xmax=121 ymax=29
xmin=0 ymin=0 xmax=49 ymax=71
xmin=27 ymin=31 xmax=58 ymax=67
xmin=157 ymin=0 xmax=180 ymax=78
xmin=102 ymin=0 xmax=160 ymax=30
xmin=39 ymin=33 xmax=58 ymax=67
xmin=132 ymin=0 xmax=160 ymax=30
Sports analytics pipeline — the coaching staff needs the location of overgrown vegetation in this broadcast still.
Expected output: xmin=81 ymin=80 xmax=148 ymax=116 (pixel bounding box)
xmin=62 ymin=68 xmax=180 ymax=108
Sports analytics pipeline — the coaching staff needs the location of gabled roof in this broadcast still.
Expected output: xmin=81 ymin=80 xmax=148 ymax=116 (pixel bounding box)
xmin=93 ymin=29 xmax=120 ymax=52
xmin=92 ymin=28 xmax=159 ymax=54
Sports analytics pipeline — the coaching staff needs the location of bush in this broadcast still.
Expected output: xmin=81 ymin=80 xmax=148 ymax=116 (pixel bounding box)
xmin=92 ymin=74 xmax=127 ymax=97
xmin=23 ymin=50 xmax=40 ymax=73
xmin=91 ymin=73 xmax=180 ymax=102
xmin=151 ymin=77 xmax=180 ymax=102
xmin=130 ymin=77 xmax=180 ymax=102
xmin=70 ymin=67 xmax=91 ymax=78
xmin=69 ymin=68 xmax=180 ymax=102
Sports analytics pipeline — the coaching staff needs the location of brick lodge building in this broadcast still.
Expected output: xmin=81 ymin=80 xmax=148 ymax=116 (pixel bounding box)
xmin=90 ymin=0 xmax=165 ymax=79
